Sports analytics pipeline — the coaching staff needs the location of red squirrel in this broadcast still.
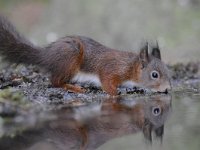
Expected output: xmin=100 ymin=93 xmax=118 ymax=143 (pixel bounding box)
xmin=0 ymin=16 xmax=171 ymax=95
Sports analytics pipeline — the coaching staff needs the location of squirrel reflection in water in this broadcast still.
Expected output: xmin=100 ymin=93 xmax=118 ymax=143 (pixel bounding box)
xmin=0 ymin=95 xmax=171 ymax=150
xmin=68 ymin=95 xmax=171 ymax=149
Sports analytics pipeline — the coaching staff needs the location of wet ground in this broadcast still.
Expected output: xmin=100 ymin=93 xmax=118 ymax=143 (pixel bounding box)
xmin=0 ymin=62 xmax=200 ymax=150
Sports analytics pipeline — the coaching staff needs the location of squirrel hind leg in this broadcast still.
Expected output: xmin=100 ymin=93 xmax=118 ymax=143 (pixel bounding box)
xmin=51 ymin=76 xmax=86 ymax=93
xmin=63 ymin=84 xmax=86 ymax=93
xmin=64 ymin=37 xmax=84 ymax=60
xmin=71 ymin=37 xmax=84 ymax=56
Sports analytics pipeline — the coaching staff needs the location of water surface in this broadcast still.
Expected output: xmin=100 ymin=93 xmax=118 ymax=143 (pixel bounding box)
xmin=0 ymin=89 xmax=199 ymax=150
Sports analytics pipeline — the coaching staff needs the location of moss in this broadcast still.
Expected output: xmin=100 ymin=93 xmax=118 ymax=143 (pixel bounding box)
xmin=0 ymin=88 xmax=26 ymax=104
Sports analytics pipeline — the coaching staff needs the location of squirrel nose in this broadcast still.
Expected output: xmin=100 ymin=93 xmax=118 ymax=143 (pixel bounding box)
xmin=158 ymin=81 xmax=171 ymax=93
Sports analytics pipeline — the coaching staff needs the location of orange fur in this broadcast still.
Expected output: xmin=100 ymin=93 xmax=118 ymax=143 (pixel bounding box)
xmin=0 ymin=16 xmax=171 ymax=95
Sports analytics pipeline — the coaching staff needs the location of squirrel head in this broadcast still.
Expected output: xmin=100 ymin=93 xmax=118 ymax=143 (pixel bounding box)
xmin=137 ymin=42 xmax=171 ymax=92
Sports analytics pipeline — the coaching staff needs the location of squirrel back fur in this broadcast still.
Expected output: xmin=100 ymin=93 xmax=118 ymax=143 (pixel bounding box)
xmin=0 ymin=15 xmax=171 ymax=95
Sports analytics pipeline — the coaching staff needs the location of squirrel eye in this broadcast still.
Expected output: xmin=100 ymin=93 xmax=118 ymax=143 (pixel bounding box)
xmin=151 ymin=70 xmax=159 ymax=79
xmin=152 ymin=106 xmax=161 ymax=116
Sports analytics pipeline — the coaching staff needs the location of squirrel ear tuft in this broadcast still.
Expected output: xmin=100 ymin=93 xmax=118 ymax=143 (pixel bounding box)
xmin=142 ymin=119 xmax=152 ymax=142
xmin=152 ymin=41 xmax=161 ymax=60
xmin=139 ymin=42 xmax=149 ymax=68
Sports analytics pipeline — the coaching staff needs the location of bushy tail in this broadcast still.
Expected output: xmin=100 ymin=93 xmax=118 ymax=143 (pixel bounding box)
xmin=0 ymin=16 xmax=42 ymax=65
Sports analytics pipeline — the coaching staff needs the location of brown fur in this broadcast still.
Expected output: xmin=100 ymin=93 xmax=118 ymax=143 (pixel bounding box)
xmin=40 ymin=36 xmax=144 ymax=95
xmin=0 ymin=16 xmax=171 ymax=95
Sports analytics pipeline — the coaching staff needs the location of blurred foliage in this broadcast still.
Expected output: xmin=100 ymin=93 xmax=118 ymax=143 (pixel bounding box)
xmin=0 ymin=0 xmax=49 ymax=9
xmin=0 ymin=0 xmax=200 ymax=63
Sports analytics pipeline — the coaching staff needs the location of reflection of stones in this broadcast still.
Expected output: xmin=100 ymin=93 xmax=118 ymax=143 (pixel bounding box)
xmin=0 ymin=94 xmax=172 ymax=150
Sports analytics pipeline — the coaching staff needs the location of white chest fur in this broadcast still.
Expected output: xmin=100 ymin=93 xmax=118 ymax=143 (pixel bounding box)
xmin=71 ymin=72 xmax=102 ymax=87
xmin=120 ymin=80 xmax=139 ymax=88
xmin=71 ymin=72 xmax=139 ymax=88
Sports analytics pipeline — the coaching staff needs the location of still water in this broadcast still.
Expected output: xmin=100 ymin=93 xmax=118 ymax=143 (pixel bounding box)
xmin=0 ymin=92 xmax=199 ymax=150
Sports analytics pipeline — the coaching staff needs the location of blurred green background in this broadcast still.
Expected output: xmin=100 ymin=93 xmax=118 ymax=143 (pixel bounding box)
xmin=0 ymin=0 xmax=200 ymax=64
